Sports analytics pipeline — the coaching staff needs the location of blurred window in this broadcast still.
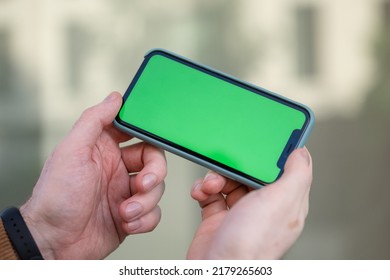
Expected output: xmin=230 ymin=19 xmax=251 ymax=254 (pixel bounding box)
xmin=0 ymin=28 xmax=12 ymax=96
xmin=295 ymin=5 xmax=318 ymax=78
xmin=383 ymin=0 xmax=390 ymax=30
xmin=66 ymin=23 xmax=90 ymax=93
xmin=0 ymin=26 xmax=40 ymax=209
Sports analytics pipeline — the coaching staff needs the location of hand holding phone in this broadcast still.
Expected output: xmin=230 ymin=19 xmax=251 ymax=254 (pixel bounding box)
xmin=114 ymin=49 xmax=314 ymax=188
xmin=188 ymin=147 xmax=313 ymax=259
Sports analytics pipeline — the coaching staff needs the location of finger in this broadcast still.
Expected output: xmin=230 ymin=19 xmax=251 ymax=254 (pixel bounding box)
xmin=200 ymin=171 xmax=226 ymax=195
xmin=198 ymin=192 xmax=227 ymax=221
xmin=128 ymin=174 xmax=138 ymax=196
xmin=121 ymin=142 xmax=167 ymax=192
xmin=122 ymin=206 xmax=162 ymax=235
xmin=275 ymin=147 xmax=312 ymax=195
xmin=201 ymin=171 xmax=245 ymax=196
xmin=119 ymin=180 xmax=165 ymax=222
xmin=66 ymin=92 xmax=123 ymax=149
xmin=194 ymin=173 xmax=229 ymax=220
xmin=262 ymin=147 xmax=313 ymax=208
xmin=301 ymin=190 xmax=310 ymax=218
xmin=190 ymin=171 xmax=229 ymax=202
xmin=191 ymin=179 xmax=209 ymax=202
xmin=105 ymin=123 xmax=134 ymax=143
xmin=121 ymin=142 xmax=166 ymax=174
xmin=225 ymin=185 xmax=250 ymax=208
xmin=200 ymin=171 xmax=248 ymax=208
xmin=199 ymin=171 xmax=239 ymax=195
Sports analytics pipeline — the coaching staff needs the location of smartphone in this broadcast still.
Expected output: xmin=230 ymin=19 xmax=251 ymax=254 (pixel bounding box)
xmin=114 ymin=49 xmax=314 ymax=189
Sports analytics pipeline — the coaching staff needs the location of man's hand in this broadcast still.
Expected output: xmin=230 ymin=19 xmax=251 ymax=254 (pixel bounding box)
xmin=188 ymin=148 xmax=312 ymax=259
xmin=20 ymin=92 xmax=167 ymax=259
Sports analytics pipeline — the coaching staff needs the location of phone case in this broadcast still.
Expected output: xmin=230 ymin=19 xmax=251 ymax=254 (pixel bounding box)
xmin=114 ymin=48 xmax=315 ymax=188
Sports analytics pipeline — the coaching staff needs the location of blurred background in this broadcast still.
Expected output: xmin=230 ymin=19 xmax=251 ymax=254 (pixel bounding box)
xmin=1 ymin=0 xmax=390 ymax=259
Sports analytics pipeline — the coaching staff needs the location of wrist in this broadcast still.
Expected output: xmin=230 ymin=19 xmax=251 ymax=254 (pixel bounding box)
xmin=19 ymin=204 xmax=56 ymax=260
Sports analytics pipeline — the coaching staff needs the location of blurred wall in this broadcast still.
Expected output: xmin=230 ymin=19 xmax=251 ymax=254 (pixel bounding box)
xmin=1 ymin=0 xmax=390 ymax=259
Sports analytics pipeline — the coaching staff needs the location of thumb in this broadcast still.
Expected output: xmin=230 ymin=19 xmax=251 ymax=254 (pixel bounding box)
xmin=272 ymin=147 xmax=313 ymax=196
xmin=66 ymin=92 xmax=122 ymax=148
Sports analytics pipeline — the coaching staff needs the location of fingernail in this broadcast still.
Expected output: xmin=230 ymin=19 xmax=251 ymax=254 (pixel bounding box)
xmin=126 ymin=202 xmax=143 ymax=219
xmin=127 ymin=219 xmax=142 ymax=232
xmin=193 ymin=182 xmax=202 ymax=191
xmin=204 ymin=172 xmax=217 ymax=182
xmin=142 ymin=173 xmax=157 ymax=190
xmin=300 ymin=148 xmax=311 ymax=166
xmin=104 ymin=92 xmax=117 ymax=103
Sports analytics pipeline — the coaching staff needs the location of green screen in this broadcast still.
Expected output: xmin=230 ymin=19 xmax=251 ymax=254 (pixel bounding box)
xmin=119 ymin=53 xmax=307 ymax=183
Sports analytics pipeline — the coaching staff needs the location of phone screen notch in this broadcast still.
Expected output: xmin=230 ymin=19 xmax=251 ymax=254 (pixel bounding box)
xmin=277 ymin=129 xmax=302 ymax=170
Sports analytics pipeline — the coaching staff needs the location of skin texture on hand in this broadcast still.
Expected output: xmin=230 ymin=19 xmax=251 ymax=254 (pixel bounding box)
xmin=187 ymin=148 xmax=312 ymax=259
xmin=19 ymin=92 xmax=167 ymax=260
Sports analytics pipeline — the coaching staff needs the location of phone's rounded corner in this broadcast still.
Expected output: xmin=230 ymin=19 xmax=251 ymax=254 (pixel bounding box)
xmin=113 ymin=118 xmax=123 ymax=130
xmin=144 ymin=48 xmax=170 ymax=59
xmin=293 ymin=103 xmax=315 ymax=149
xmin=304 ymin=105 xmax=316 ymax=125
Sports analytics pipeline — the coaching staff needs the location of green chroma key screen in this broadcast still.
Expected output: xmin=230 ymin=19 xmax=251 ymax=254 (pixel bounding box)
xmin=118 ymin=51 xmax=308 ymax=184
